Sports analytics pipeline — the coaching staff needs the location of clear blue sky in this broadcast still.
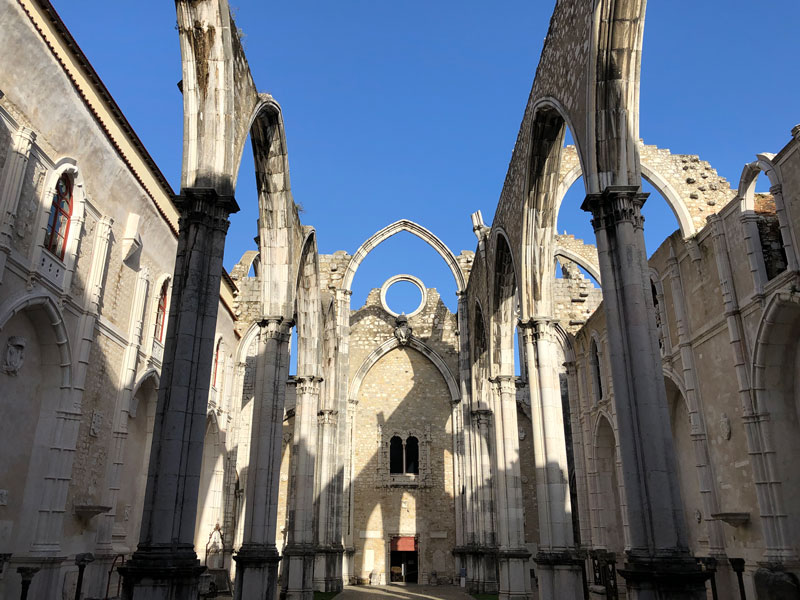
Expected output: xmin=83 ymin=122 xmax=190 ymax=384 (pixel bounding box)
xmin=52 ymin=1 xmax=799 ymax=313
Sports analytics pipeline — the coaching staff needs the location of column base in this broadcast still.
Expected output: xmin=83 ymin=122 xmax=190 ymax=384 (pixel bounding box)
xmin=119 ymin=547 xmax=205 ymax=600
xmin=618 ymin=554 xmax=711 ymax=600
xmin=498 ymin=548 xmax=532 ymax=600
xmin=534 ymin=550 xmax=585 ymax=600
xmin=313 ymin=545 xmax=343 ymax=592
xmin=281 ymin=544 xmax=315 ymax=600
xmin=233 ymin=544 xmax=281 ymax=600
xmin=454 ymin=545 xmax=499 ymax=594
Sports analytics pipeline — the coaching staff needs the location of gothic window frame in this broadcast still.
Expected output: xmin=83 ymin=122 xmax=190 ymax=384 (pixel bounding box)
xmin=154 ymin=279 xmax=169 ymax=343
xmin=378 ymin=426 xmax=431 ymax=488
xmin=43 ymin=172 xmax=73 ymax=260
xmin=388 ymin=434 xmax=420 ymax=475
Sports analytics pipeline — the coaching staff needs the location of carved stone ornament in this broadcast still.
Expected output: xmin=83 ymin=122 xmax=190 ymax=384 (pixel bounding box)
xmin=394 ymin=314 xmax=413 ymax=346
xmin=720 ymin=412 xmax=732 ymax=441
xmin=2 ymin=336 xmax=26 ymax=376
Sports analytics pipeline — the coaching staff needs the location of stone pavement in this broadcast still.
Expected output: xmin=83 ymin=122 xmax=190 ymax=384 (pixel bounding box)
xmin=334 ymin=584 xmax=475 ymax=599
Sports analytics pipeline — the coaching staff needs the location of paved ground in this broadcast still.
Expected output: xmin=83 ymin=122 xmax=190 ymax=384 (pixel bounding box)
xmin=335 ymin=584 xmax=475 ymax=599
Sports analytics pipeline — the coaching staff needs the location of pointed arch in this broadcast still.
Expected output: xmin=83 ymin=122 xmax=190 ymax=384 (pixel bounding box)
xmin=343 ymin=219 xmax=466 ymax=293
xmin=349 ymin=337 xmax=460 ymax=404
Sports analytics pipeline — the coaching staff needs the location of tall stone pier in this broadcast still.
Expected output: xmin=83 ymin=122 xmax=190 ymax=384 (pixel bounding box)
xmin=120 ymin=188 xmax=238 ymax=599
xmin=582 ymin=186 xmax=708 ymax=599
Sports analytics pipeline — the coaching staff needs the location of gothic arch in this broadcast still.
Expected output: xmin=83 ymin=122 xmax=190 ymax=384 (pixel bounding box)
xmin=553 ymin=246 xmax=602 ymax=284
xmin=349 ymin=337 xmax=460 ymax=405
xmin=343 ymin=219 xmax=466 ymax=293
xmin=750 ymin=291 xmax=800 ymax=558
xmin=295 ymin=230 xmax=322 ymax=376
xmin=130 ymin=368 xmax=160 ymax=418
xmin=0 ymin=291 xmax=72 ymax=389
xmin=553 ymin=150 xmax=696 ymax=238
xmin=738 ymin=154 xmax=782 ymax=213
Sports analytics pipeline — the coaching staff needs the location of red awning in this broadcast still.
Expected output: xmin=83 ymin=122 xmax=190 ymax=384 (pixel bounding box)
xmin=391 ymin=536 xmax=417 ymax=552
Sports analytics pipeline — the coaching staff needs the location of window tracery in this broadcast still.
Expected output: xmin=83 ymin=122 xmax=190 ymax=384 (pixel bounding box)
xmin=44 ymin=173 xmax=72 ymax=260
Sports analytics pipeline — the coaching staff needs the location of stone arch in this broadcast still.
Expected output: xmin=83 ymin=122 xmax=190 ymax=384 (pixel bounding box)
xmin=195 ymin=412 xmax=226 ymax=566
xmin=553 ymin=246 xmax=602 ymax=284
xmin=591 ymin=412 xmax=625 ymax=552
xmin=751 ymin=291 xmax=800 ymax=557
xmin=738 ymin=154 xmax=782 ymax=213
xmin=349 ymin=337 xmax=460 ymax=405
xmin=0 ymin=291 xmax=71 ymax=389
xmin=554 ymin=146 xmax=696 ymax=238
xmin=130 ymin=368 xmax=160 ymax=418
xmin=343 ymin=219 xmax=466 ymax=294
xmin=737 ymin=155 xmax=796 ymax=278
xmin=522 ymin=100 xmax=577 ymax=315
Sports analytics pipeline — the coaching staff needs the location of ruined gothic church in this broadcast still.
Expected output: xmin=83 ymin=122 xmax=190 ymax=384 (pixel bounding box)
xmin=1 ymin=1 xmax=799 ymax=599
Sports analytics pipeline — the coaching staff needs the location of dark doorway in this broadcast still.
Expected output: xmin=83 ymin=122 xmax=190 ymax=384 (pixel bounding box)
xmin=390 ymin=536 xmax=418 ymax=583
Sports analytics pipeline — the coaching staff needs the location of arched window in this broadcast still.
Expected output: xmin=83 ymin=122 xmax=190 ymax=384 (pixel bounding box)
xmin=212 ymin=339 xmax=222 ymax=388
xmin=154 ymin=281 xmax=169 ymax=342
xmin=405 ymin=436 xmax=419 ymax=474
xmin=44 ymin=173 xmax=73 ymax=259
xmin=390 ymin=436 xmax=404 ymax=474
xmin=590 ymin=339 xmax=603 ymax=403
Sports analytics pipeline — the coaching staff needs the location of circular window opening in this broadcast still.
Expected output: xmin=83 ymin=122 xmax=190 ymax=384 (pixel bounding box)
xmin=380 ymin=275 xmax=427 ymax=317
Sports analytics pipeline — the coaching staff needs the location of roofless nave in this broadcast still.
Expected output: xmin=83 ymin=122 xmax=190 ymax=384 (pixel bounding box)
xmin=1 ymin=1 xmax=799 ymax=599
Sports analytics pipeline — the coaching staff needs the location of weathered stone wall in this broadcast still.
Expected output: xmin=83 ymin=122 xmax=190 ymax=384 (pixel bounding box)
xmin=348 ymin=287 xmax=460 ymax=584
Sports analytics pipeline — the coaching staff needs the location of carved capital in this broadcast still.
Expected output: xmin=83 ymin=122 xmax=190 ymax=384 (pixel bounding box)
xmin=471 ymin=408 xmax=493 ymax=426
xmin=581 ymin=186 xmax=647 ymax=231
xmin=318 ymin=409 xmax=338 ymax=425
xmin=174 ymin=187 xmax=239 ymax=233
xmin=295 ymin=375 xmax=323 ymax=397
xmin=489 ymin=375 xmax=516 ymax=395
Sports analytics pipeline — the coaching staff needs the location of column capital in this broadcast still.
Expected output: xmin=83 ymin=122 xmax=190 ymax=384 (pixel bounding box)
xmin=317 ymin=409 xmax=338 ymax=425
xmin=174 ymin=188 xmax=239 ymax=233
xmin=471 ymin=408 xmax=493 ymax=425
xmin=489 ymin=374 xmax=516 ymax=395
xmin=581 ymin=185 xmax=648 ymax=231
xmin=518 ymin=316 xmax=558 ymax=341
xmin=295 ymin=375 xmax=323 ymax=396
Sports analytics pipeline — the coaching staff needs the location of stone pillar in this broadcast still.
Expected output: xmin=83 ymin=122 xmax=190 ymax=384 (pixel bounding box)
xmin=313 ymin=288 xmax=348 ymax=592
xmin=707 ymin=214 xmax=793 ymax=563
xmin=234 ymin=317 xmax=291 ymax=600
xmin=282 ymin=375 xmax=321 ymax=599
xmin=520 ymin=318 xmax=583 ymax=599
xmin=581 ymin=186 xmax=708 ymax=598
xmin=120 ymin=188 xmax=238 ymax=600
xmin=0 ymin=126 xmax=35 ymax=283
xmin=740 ymin=212 xmax=768 ymax=297
xmin=470 ymin=407 xmax=497 ymax=593
xmin=564 ymin=360 xmax=592 ymax=548
xmin=490 ymin=375 xmax=531 ymax=600
xmin=334 ymin=289 xmax=354 ymax=584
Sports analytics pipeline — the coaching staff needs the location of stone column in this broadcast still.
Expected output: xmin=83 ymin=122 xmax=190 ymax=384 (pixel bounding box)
xmin=740 ymin=212 xmax=768 ymax=297
xmin=470 ymin=407 xmax=498 ymax=593
xmin=334 ymin=288 xmax=353 ymax=583
xmin=564 ymin=360 xmax=592 ymax=549
xmin=120 ymin=188 xmax=238 ymax=600
xmin=313 ymin=287 xmax=349 ymax=591
xmin=313 ymin=405 xmax=341 ymax=592
xmin=0 ymin=126 xmax=35 ymax=283
xmin=581 ymin=186 xmax=708 ymax=598
xmin=520 ymin=318 xmax=583 ymax=600
xmin=234 ymin=317 xmax=291 ymax=600
xmin=490 ymin=375 xmax=531 ymax=600
xmin=282 ymin=375 xmax=322 ymax=599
